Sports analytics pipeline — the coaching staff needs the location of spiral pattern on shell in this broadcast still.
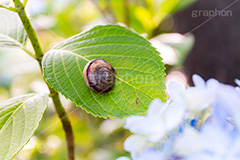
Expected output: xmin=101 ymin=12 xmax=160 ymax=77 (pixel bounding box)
xmin=83 ymin=59 xmax=116 ymax=94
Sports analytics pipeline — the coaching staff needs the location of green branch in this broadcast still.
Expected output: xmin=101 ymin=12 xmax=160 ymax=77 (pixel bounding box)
xmin=124 ymin=0 xmax=130 ymax=26
xmin=20 ymin=45 xmax=35 ymax=58
xmin=48 ymin=85 xmax=75 ymax=160
xmin=13 ymin=0 xmax=43 ymax=61
xmin=0 ymin=4 xmax=17 ymax=12
xmin=23 ymin=0 xmax=28 ymax=6
xmin=13 ymin=0 xmax=75 ymax=159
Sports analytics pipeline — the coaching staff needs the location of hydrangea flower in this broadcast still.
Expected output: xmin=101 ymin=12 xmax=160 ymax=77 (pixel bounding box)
xmin=124 ymin=135 xmax=174 ymax=160
xmin=211 ymin=81 xmax=240 ymax=129
xmin=175 ymin=123 xmax=240 ymax=160
xmin=133 ymin=148 xmax=166 ymax=160
xmin=124 ymin=98 xmax=185 ymax=142
xmin=123 ymin=98 xmax=185 ymax=158
xmin=123 ymin=134 xmax=150 ymax=158
xmin=115 ymin=157 xmax=131 ymax=160
xmin=167 ymin=74 xmax=216 ymax=114
xmin=118 ymin=74 xmax=240 ymax=160
xmin=173 ymin=126 xmax=202 ymax=157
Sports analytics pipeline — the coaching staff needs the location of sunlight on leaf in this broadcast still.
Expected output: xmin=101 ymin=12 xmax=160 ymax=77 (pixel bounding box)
xmin=0 ymin=8 xmax=28 ymax=49
xmin=0 ymin=94 xmax=48 ymax=160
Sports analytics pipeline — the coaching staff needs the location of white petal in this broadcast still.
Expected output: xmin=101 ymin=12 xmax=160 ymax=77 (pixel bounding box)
xmin=185 ymin=152 xmax=218 ymax=160
xmin=206 ymin=78 xmax=220 ymax=93
xmin=200 ymin=124 xmax=231 ymax=154
xmin=125 ymin=116 xmax=165 ymax=138
xmin=124 ymin=116 xmax=146 ymax=130
xmin=147 ymin=130 xmax=166 ymax=143
xmin=232 ymin=135 xmax=240 ymax=155
xmin=234 ymin=111 xmax=240 ymax=130
xmin=185 ymin=87 xmax=212 ymax=113
xmin=167 ymin=80 xmax=185 ymax=102
xmin=147 ymin=99 xmax=165 ymax=116
xmin=174 ymin=126 xmax=201 ymax=157
xmin=140 ymin=119 xmax=164 ymax=136
xmin=148 ymin=99 xmax=171 ymax=118
xmin=235 ymin=79 xmax=240 ymax=87
xmin=115 ymin=157 xmax=131 ymax=160
xmin=135 ymin=149 xmax=165 ymax=160
xmin=192 ymin=74 xmax=206 ymax=87
xmin=124 ymin=135 xmax=148 ymax=153
xmin=165 ymin=101 xmax=185 ymax=131
xmin=214 ymin=83 xmax=240 ymax=128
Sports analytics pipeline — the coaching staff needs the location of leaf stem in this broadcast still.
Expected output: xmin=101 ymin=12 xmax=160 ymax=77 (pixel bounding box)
xmin=13 ymin=0 xmax=75 ymax=159
xmin=21 ymin=46 xmax=35 ymax=58
xmin=0 ymin=4 xmax=17 ymax=12
xmin=23 ymin=0 xmax=28 ymax=6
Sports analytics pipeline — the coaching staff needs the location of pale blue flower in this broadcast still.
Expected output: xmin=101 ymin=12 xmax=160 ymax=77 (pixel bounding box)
xmin=184 ymin=124 xmax=240 ymax=160
xmin=212 ymin=82 xmax=240 ymax=129
xmin=116 ymin=157 xmax=131 ymax=160
xmin=134 ymin=148 xmax=165 ymax=160
xmin=167 ymin=74 xmax=216 ymax=114
xmin=124 ymin=98 xmax=185 ymax=159
xmin=124 ymin=99 xmax=185 ymax=143
xmin=122 ymin=74 xmax=240 ymax=160
xmin=173 ymin=126 xmax=201 ymax=157
xmin=123 ymin=134 xmax=152 ymax=157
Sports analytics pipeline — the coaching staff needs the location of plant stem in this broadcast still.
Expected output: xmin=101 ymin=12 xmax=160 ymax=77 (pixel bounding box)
xmin=13 ymin=1 xmax=75 ymax=159
xmin=124 ymin=0 xmax=130 ymax=26
xmin=0 ymin=5 xmax=17 ymax=12
xmin=13 ymin=0 xmax=44 ymax=62
xmin=23 ymin=0 xmax=28 ymax=6
xmin=48 ymin=85 xmax=75 ymax=160
xmin=21 ymin=46 xmax=35 ymax=58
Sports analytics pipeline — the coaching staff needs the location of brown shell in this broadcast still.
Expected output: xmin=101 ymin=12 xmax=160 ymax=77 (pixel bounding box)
xmin=83 ymin=59 xmax=116 ymax=94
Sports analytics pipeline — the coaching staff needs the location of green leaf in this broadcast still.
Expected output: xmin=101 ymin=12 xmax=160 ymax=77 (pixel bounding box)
xmin=158 ymin=0 xmax=180 ymax=15
xmin=42 ymin=25 xmax=166 ymax=118
xmin=0 ymin=8 xmax=28 ymax=49
xmin=0 ymin=94 xmax=48 ymax=160
xmin=172 ymin=0 xmax=197 ymax=13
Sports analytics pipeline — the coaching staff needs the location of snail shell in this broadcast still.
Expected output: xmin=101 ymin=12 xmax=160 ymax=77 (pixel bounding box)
xmin=83 ymin=59 xmax=116 ymax=94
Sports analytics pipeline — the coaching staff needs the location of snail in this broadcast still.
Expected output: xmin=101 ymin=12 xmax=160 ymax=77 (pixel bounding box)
xmin=83 ymin=59 xmax=116 ymax=94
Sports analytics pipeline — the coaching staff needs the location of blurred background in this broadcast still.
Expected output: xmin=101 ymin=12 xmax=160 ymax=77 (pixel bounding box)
xmin=0 ymin=0 xmax=239 ymax=159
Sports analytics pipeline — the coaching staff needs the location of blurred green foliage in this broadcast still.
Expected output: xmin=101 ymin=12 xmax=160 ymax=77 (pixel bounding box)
xmin=0 ymin=0 xmax=196 ymax=159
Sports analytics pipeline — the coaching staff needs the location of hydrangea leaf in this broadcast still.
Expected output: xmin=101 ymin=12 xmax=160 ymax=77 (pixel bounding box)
xmin=42 ymin=25 xmax=166 ymax=118
xmin=0 ymin=8 xmax=28 ymax=48
xmin=0 ymin=94 xmax=48 ymax=160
